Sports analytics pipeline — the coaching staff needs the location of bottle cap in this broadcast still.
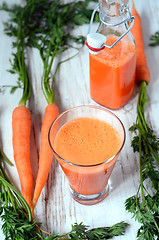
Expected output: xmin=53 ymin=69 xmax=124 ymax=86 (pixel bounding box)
xmin=86 ymin=33 xmax=106 ymax=54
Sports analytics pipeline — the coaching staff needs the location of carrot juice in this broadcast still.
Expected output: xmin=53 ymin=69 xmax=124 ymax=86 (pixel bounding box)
xmin=49 ymin=106 xmax=125 ymax=204
xmin=89 ymin=35 xmax=136 ymax=109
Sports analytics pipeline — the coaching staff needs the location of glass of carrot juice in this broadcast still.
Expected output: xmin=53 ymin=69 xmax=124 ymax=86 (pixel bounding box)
xmin=48 ymin=105 xmax=125 ymax=205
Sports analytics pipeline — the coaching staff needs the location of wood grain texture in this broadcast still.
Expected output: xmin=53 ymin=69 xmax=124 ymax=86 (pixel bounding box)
xmin=0 ymin=0 xmax=159 ymax=239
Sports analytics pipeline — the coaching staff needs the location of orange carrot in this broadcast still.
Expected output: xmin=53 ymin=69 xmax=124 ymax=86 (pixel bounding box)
xmin=9 ymin=30 xmax=33 ymax=207
xmin=131 ymin=5 xmax=150 ymax=84
xmin=32 ymin=104 xmax=59 ymax=210
xmin=12 ymin=106 xmax=33 ymax=207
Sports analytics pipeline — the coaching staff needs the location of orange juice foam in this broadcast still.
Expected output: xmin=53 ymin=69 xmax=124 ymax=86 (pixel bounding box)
xmin=54 ymin=117 xmax=121 ymax=165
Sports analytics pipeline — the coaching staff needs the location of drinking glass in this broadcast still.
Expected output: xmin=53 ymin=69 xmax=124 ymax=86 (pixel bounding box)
xmin=48 ymin=105 xmax=125 ymax=205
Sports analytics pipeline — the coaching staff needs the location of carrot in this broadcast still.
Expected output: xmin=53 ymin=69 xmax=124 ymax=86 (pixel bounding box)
xmin=31 ymin=34 xmax=63 ymax=211
xmin=32 ymin=104 xmax=59 ymax=210
xmin=32 ymin=51 xmax=78 ymax=211
xmin=12 ymin=106 xmax=33 ymax=207
xmin=131 ymin=5 xmax=150 ymax=84
xmin=4 ymin=19 xmax=33 ymax=207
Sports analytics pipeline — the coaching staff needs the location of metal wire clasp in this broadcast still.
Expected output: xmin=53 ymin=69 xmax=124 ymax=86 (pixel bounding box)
xmin=87 ymin=5 xmax=135 ymax=49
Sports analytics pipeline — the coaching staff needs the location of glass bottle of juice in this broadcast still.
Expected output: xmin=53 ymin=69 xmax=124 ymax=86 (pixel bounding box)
xmin=87 ymin=0 xmax=136 ymax=109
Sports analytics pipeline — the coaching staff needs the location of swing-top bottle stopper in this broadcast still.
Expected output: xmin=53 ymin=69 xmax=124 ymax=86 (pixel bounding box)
xmin=86 ymin=33 xmax=106 ymax=55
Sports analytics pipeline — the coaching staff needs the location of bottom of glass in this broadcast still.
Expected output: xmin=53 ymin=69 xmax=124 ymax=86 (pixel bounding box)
xmin=70 ymin=185 xmax=109 ymax=205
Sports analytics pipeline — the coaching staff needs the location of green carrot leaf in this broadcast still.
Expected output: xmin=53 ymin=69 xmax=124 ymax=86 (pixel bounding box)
xmin=125 ymin=81 xmax=159 ymax=239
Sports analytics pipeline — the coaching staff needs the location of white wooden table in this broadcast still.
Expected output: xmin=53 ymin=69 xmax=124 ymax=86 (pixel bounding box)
xmin=0 ymin=0 xmax=159 ymax=239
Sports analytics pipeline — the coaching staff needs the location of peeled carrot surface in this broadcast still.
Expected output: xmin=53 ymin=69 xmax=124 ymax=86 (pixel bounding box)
xmin=89 ymin=36 xmax=136 ymax=109
xmin=32 ymin=104 xmax=59 ymax=210
xmin=53 ymin=117 xmax=121 ymax=195
xmin=12 ymin=106 xmax=33 ymax=207
xmin=131 ymin=6 xmax=150 ymax=84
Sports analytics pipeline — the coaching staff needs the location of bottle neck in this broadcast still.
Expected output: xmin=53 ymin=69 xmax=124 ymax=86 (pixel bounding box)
xmin=86 ymin=0 xmax=135 ymax=51
xmin=99 ymin=0 xmax=132 ymax=25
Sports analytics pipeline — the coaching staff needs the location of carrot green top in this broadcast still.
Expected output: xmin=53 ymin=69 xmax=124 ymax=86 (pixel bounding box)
xmin=1 ymin=8 xmax=31 ymax=107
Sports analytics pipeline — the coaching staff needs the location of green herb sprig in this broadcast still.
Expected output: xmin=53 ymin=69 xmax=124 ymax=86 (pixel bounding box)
xmin=149 ymin=31 xmax=159 ymax=46
xmin=0 ymin=150 xmax=43 ymax=239
xmin=125 ymin=81 xmax=159 ymax=240
xmin=57 ymin=221 xmax=129 ymax=240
